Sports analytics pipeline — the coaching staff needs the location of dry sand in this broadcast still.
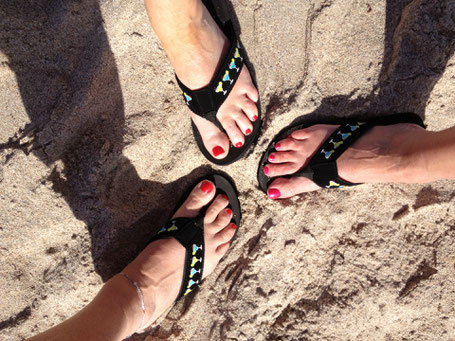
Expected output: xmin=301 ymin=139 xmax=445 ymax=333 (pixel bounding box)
xmin=1 ymin=0 xmax=455 ymax=340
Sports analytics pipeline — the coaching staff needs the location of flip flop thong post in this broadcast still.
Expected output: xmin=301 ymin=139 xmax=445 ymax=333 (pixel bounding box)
xmin=257 ymin=113 xmax=425 ymax=193
xmin=175 ymin=0 xmax=261 ymax=165
xmin=147 ymin=174 xmax=241 ymax=300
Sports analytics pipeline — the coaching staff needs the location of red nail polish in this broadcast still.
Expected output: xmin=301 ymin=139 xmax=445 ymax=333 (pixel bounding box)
xmin=226 ymin=208 xmax=232 ymax=215
xmin=235 ymin=142 xmax=243 ymax=148
xmin=200 ymin=181 xmax=214 ymax=194
xmin=222 ymin=194 xmax=228 ymax=200
xmin=252 ymin=115 xmax=258 ymax=121
xmin=269 ymin=154 xmax=275 ymax=162
xmin=264 ymin=166 xmax=269 ymax=175
xmin=275 ymin=143 xmax=281 ymax=151
xmin=231 ymin=223 xmax=237 ymax=230
xmin=268 ymin=188 xmax=281 ymax=199
xmin=245 ymin=128 xmax=252 ymax=135
xmin=212 ymin=146 xmax=225 ymax=157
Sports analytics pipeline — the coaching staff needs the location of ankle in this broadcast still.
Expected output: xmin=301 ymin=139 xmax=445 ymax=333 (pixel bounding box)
xmin=394 ymin=127 xmax=434 ymax=183
xmin=107 ymin=275 xmax=155 ymax=335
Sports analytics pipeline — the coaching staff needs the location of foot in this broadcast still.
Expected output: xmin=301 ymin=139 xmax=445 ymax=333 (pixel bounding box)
xmin=264 ymin=123 xmax=426 ymax=199
xmin=119 ymin=179 xmax=236 ymax=331
xmin=150 ymin=0 xmax=259 ymax=159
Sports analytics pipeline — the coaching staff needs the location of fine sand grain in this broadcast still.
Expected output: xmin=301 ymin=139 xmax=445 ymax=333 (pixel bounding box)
xmin=1 ymin=1 xmax=454 ymax=340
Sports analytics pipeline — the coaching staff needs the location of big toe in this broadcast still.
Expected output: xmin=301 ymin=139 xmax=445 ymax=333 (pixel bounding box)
xmin=190 ymin=111 xmax=230 ymax=159
xmin=172 ymin=180 xmax=216 ymax=219
xmin=208 ymin=132 xmax=230 ymax=159
xmin=267 ymin=177 xmax=320 ymax=199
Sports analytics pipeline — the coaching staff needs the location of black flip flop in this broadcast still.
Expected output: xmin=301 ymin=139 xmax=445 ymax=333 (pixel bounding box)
xmin=175 ymin=0 xmax=261 ymax=165
xmin=147 ymin=174 xmax=241 ymax=300
xmin=257 ymin=113 xmax=425 ymax=193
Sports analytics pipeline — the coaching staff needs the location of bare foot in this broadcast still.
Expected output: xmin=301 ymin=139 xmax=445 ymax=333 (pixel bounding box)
xmin=150 ymin=0 xmax=259 ymax=159
xmin=263 ymin=123 xmax=426 ymax=199
xmin=120 ymin=179 xmax=236 ymax=328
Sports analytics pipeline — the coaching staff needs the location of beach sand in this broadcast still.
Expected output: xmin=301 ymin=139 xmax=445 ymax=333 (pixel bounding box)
xmin=1 ymin=0 xmax=455 ymax=340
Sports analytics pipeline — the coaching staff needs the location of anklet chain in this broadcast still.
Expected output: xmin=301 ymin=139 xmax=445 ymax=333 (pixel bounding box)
xmin=119 ymin=273 xmax=146 ymax=336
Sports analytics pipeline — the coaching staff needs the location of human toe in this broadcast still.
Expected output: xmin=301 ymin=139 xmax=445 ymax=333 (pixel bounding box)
xmin=208 ymin=131 xmax=230 ymax=159
xmin=241 ymin=97 xmax=259 ymax=122
xmin=214 ymin=223 xmax=236 ymax=245
xmin=219 ymin=114 xmax=245 ymax=148
xmin=263 ymin=162 xmax=300 ymax=178
xmin=267 ymin=177 xmax=319 ymax=199
xmin=234 ymin=109 xmax=254 ymax=136
xmin=210 ymin=205 xmax=233 ymax=232
xmin=274 ymin=137 xmax=301 ymax=151
xmin=172 ymin=180 xmax=216 ymax=219
xmin=268 ymin=151 xmax=296 ymax=163
xmin=204 ymin=194 xmax=229 ymax=224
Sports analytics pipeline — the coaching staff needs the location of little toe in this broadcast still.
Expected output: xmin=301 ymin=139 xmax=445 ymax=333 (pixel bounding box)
xmin=267 ymin=177 xmax=320 ymax=199
xmin=204 ymin=194 xmax=229 ymax=224
xmin=172 ymin=180 xmax=216 ymax=219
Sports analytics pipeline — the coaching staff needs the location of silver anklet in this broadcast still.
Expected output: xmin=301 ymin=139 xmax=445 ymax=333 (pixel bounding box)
xmin=120 ymin=273 xmax=146 ymax=335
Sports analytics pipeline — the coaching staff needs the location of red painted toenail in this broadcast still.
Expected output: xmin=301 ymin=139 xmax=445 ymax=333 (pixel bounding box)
xmin=235 ymin=142 xmax=243 ymax=148
xmin=226 ymin=208 xmax=232 ymax=215
xmin=245 ymin=128 xmax=252 ymax=135
xmin=269 ymin=154 xmax=275 ymax=162
xmin=231 ymin=223 xmax=237 ymax=230
xmin=252 ymin=115 xmax=258 ymax=121
xmin=268 ymin=188 xmax=281 ymax=199
xmin=275 ymin=143 xmax=281 ymax=151
xmin=264 ymin=166 xmax=269 ymax=175
xmin=222 ymin=194 xmax=228 ymax=200
xmin=200 ymin=181 xmax=214 ymax=194
xmin=212 ymin=146 xmax=224 ymax=157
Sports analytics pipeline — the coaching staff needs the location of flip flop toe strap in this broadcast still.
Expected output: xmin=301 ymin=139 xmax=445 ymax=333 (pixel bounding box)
xmin=295 ymin=120 xmax=372 ymax=189
xmin=175 ymin=31 xmax=245 ymax=127
xmin=148 ymin=217 xmax=205 ymax=300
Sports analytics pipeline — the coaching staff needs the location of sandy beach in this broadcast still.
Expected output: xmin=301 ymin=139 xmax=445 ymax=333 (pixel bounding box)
xmin=1 ymin=0 xmax=455 ymax=340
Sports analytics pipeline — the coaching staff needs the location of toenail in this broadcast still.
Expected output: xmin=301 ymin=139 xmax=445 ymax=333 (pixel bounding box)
xmin=200 ymin=181 xmax=214 ymax=194
xmin=222 ymin=194 xmax=228 ymax=201
xmin=245 ymin=128 xmax=252 ymax=135
xmin=252 ymin=115 xmax=258 ymax=121
xmin=212 ymin=146 xmax=224 ymax=157
xmin=231 ymin=223 xmax=237 ymax=230
xmin=268 ymin=154 xmax=275 ymax=162
xmin=226 ymin=208 xmax=232 ymax=215
xmin=275 ymin=143 xmax=281 ymax=151
xmin=264 ymin=166 xmax=269 ymax=175
xmin=235 ymin=142 xmax=243 ymax=148
xmin=268 ymin=188 xmax=281 ymax=199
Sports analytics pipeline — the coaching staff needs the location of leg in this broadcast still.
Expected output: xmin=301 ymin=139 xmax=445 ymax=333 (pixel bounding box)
xmin=28 ymin=180 xmax=236 ymax=340
xmin=144 ymin=0 xmax=259 ymax=159
xmin=264 ymin=124 xmax=455 ymax=199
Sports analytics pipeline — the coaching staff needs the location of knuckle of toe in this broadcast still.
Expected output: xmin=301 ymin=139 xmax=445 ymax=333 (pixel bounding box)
xmin=222 ymin=229 xmax=234 ymax=241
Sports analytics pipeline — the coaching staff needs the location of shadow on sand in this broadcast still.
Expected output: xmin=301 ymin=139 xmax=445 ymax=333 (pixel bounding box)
xmin=0 ymin=0 xmax=453 ymax=336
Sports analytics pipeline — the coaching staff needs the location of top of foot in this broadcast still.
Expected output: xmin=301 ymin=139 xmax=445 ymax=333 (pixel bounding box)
xmin=150 ymin=0 xmax=259 ymax=159
xmin=121 ymin=179 xmax=236 ymax=328
xmin=263 ymin=122 xmax=425 ymax=199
